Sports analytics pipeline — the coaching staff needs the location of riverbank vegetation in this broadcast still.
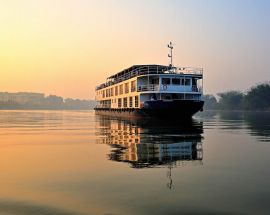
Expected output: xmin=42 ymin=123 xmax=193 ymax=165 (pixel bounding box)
xmin=0 ymin=93 xmax=97 ymax=110
xmin=204 ymin=83 xmax=270 ymax=111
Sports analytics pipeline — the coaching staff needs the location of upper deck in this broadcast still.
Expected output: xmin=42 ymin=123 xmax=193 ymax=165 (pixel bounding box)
xmin=96 ymin=64 xmax=203 ymax=90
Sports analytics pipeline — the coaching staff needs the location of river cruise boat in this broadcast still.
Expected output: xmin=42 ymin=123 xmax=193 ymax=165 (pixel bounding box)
xmin=95 ymin=43 xmax=204 ymax=118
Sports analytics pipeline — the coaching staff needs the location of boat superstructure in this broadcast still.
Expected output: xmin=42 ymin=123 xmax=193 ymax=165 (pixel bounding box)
xmin=95 ymin=43 xmax=204 ymax=118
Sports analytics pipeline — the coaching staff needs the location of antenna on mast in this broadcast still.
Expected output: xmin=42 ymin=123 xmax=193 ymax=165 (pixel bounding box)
xmin=167 ymin=41 xmax=173 ymax=67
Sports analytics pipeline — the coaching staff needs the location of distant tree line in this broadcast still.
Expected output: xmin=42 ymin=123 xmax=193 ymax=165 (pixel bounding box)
xmin=203 ymin=83 xmax=270 ymax=111
xmin=0 ymin=94 xmax=97 ymax=110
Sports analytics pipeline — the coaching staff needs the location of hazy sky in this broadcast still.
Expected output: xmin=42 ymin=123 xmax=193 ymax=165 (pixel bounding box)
xmin=0 ymin=0 xmax=269 ymax=99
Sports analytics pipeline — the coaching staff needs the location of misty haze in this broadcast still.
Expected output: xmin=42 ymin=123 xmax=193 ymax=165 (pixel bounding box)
xmin=0 ymin=1 xmax=270 ymax=215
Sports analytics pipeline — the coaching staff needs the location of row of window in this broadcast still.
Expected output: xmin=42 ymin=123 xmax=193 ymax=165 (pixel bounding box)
xmin=161 ymin=78 xmax=191 ymax=86
xmin=97 ymin=77 xmax=194 ymax=98
xmin=97 ymin=80 xmax=136 ymax=98
xmin=113 ymin=96 xmax=139 ymax=108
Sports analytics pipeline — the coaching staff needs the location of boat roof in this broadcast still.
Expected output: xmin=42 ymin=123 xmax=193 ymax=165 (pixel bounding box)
xmin=108 ymin=64 xmax=171 ymax=79
xmin=96 ymin=64 xmax=203 ymax=90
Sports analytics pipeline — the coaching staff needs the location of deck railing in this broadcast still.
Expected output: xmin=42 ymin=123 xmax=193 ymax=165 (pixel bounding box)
xmin=137 ymin=84 xmax=160 ymax=92
xmin=137 ymin=84 xmax=203 ymax=93
xmin=96 ymin=66 xmax=203 ymax=90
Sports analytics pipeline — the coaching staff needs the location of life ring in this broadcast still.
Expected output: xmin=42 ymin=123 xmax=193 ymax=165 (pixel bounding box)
xmin=162 ymin=84 xmax=167 ymax=90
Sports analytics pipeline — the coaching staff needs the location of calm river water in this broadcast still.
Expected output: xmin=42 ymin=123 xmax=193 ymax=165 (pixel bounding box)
xmin=0 ymin=110 xmax=270 ymax=215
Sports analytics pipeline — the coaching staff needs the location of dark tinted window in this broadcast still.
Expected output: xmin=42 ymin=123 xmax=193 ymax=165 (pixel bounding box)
xmin=162 ymin=78 xmax=170 ymax=85
xmin=172 ymin=78 xmax=180 ymax=85
xmin=185 ymin=79 xmax=191 ymax=85
xmin=151 ymin=78 xmax=159 ymax=85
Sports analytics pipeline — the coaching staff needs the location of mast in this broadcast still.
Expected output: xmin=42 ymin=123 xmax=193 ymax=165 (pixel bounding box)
xmin=167 ymin=41 xmax=173 ymax=67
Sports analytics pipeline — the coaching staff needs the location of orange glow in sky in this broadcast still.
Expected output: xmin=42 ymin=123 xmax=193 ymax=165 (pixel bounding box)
xmin=1 ymin=0 xmax=269 ymax=99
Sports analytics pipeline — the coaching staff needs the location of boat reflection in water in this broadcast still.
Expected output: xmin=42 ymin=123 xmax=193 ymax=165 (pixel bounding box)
xmin=96 ymin=116 xmax=203 ymax=171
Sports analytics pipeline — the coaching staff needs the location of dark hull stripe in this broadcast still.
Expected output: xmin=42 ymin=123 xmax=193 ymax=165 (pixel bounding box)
xmin=95 ymin=100 xmax=204 ymax=119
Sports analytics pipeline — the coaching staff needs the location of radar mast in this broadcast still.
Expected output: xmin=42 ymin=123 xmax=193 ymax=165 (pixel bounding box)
xmin=167 ymin=41 xmax=174 ymax=67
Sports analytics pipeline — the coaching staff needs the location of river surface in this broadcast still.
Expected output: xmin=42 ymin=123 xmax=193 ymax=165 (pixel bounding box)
xmin=0 ymin=110 xmax=270 ymax=215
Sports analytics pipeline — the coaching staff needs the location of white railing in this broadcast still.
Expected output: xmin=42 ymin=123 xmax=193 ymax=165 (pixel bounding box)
xmin=176 ymin=67 xmax=203 ymax=75
xmin=96 ymin=66 xmax=203 ymax=90
xmin=137 ymin=85 xmax=203 ymax=93
xmin=137 ymin=84 xmax=160 ymax=92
